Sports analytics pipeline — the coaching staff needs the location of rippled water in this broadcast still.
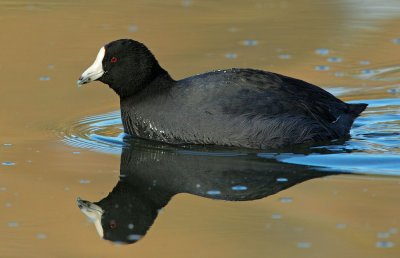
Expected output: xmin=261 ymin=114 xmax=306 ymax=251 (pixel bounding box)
xmin=64 ymin=111 xmax=126 ymax=154
xmin=63 ymin=90 xmax=400 ymax=175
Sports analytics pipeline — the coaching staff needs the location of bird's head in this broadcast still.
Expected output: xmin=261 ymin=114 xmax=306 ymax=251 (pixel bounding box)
xmin=77 ymin=39 xmax=165 ymax=98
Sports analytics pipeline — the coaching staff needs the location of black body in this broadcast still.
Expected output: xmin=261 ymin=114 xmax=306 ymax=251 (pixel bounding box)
xmin=97 ymin=39 xmax=367 ymax=149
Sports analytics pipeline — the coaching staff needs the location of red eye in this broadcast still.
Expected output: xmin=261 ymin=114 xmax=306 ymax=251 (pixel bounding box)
xmin=111 ymin=57 xmax=118 ymax=63
xmin=109 ymin=220 xmax=117 ymax=229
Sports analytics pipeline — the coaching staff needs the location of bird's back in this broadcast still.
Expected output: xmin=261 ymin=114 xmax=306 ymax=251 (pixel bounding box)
xmin=121 ymin=68 xmax=367 ymax=148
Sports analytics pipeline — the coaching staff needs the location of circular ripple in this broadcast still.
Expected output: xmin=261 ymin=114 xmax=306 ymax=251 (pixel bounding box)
xmin=63 ymin=111 xmax=126 ymax=154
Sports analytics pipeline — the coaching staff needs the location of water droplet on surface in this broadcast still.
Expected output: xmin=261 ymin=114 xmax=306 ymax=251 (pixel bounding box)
xmin=377 ymin=232 xmax=390 ymax=239
xmin=48 ymin=64 xmax=55 ymax=69
xmin=388 ymin=228 xmax=398 ymax=234
xmin=196 ymin=184 xmax=201 ymax=188
xmin=361 ymin=69 xmax=374 ymax=75
xmin=243 ymin=39 xmax=258 ymax=46
xmin=327 ymin=57 xmax=342 ymax=63
xmin=276 ymin=178 xmax=288 ymax=182
xmin=315 ymin=65 xmax=330 ymax=71
xmin=279 ymin=197 xmax=293 ymax=203
xmin=392 ymin=38 xmax=400 ymax=45
xmin=387 ymin=88 xmax=400 ymax=94
xmin=334 ymin=72 xmax=345 ymax=77
xmin=128 ymin=25 xmax=138 ymax=32
xmin=8 ymin=222 xmax=19 ymax=228
xmin=297 ymin=242 xmax=312 ymax=249
xmin=36 ymin=233 xmax=47 ymax=240
xmin=271 ymin=214 xmax=282 ymax=219
xmin=376 ymin=241 xmax=394 ymax=248
xmin=207 ymin=190 xmax=221 ymax=195
xmin=72 ymin=151 xmax=80 ymax=155
xmin=0 ymin=187 xmax=6 ymax=191
xmin=336 ymin=223 xmax=347 ymax=229
xmin=225 ymin=53 xmax=238 ymax=59
xmin=127 ymin=234 xmax=142 ymax=241
xmin=181 ymin=0 xmax=192 ymax=7
xmin=3 ymin=143 xmax=12 ymax=147
xmin=5 ymin=202 xmax=12 ymax=208
xmin=315 ymin=48 xmax=329 ymax=55
xmin=359 ymin=60 xmax=370 ymax=65
xmin=79 ymin=179 xmax=91 ymax=184
xmin=2 ymin=162 xmax=15 ymax=166
xmin=39 ymin=76 xmax=50 ymax=81
xmin=231 ymin=185 xmax=247 ymax=191
xmin=128 ymin=224 xmax=134 ymax=230
xmin=279 ymin=54 xmax=291 ymax=59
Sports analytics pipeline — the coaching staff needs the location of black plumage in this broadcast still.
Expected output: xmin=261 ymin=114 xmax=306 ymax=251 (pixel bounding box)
xmin=79 ymin=39 xmax=367 ymax=149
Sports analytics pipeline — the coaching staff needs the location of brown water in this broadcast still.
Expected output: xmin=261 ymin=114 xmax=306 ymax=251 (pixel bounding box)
xmin=1 ymin=0 xmax=400 ymax=257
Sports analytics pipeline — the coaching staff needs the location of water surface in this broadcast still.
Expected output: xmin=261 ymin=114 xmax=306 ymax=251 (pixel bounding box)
xmin=1 ymin=1 xmax=399 ymax=257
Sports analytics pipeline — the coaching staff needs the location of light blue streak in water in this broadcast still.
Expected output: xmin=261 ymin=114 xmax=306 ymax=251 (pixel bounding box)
xmin=207 ymin=190 xmax=221 ymax=195
xmin=2 ymin=162 xmax=15 ymax=166
xmin=231 ymin=185 xmax=248 ymax=191
xmin=277 ymin=154 xmax=400 ymax=175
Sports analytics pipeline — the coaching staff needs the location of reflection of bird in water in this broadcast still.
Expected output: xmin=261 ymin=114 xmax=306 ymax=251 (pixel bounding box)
xmin=77 ymin=140 xmax=341 ymax=244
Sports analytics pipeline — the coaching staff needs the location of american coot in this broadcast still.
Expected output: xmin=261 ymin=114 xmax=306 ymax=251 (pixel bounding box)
xmin=77 ymin=39 xmax=367 ymax=149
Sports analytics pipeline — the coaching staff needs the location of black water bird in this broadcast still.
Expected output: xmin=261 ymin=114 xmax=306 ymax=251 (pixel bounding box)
xmin=77 ymin=139 xmax=340 ymax=244
xmin=77 ymin=39 xmax=367 ymax=148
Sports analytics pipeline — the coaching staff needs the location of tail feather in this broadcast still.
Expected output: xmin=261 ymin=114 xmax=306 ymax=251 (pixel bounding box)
xmin=348 ymin=103 xmax=368 ymax=117
xmin=331 ymin=103 xmax=368 ymax=137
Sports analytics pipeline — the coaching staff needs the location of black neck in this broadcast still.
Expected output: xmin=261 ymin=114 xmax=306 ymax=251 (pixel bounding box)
xmin=117 ymin=65 xmax=175 ymax=100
